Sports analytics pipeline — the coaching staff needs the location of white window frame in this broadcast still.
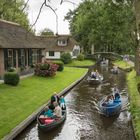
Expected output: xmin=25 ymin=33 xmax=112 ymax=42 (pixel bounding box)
xmin=58 ymin=40 xmax=67 ymax=46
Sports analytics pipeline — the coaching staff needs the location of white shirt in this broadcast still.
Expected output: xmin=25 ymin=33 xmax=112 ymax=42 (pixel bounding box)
xmin=54 ymin=106 xmax=62 ymax=118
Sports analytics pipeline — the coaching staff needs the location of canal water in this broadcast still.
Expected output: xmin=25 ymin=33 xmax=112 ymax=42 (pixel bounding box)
xmin=15 ymin=64 xmax=135 ymax=140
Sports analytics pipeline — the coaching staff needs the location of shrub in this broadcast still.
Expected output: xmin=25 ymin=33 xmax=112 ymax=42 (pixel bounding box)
xmin=4 ymin=72 xmax=20 ymax=86
xmin=53 ymin=61 xmax=64 ymax=71
xmin=20 ymin=65 xmax=25 ymax=71
xmin=61 ymin=52 xmax=72 ymax=64
xmin=77 ymin=54 xmax=84 ymax=61
xmin=40 ymin=63 xmax=49 ymax=70
xmin=7 ymin=67 xmax=16 ymax=72
xmin=34 ymin=61 xmax=59 ymax=77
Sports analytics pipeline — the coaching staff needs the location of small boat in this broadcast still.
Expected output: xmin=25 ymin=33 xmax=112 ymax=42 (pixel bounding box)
xmin=98 ymin=95 xmax=122 ymax=117
xmin=87 ymin=75 xmax=103 ymax=84
xmin=111 ymin=68 xmax=118 ymax=74
xmin=37 ymin=108 xmax=66 ymax=132
xmin=100 ymin=59 xmax=109 ymax=66
xmin=111 ymin=66 xmax=119 ymax=74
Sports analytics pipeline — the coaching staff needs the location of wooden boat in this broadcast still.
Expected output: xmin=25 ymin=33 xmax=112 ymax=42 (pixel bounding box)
xmin=37 ymin=108 xmax=66 ymax=132
xmin=98 ymin=95 xmax=122 ymax=117
xmin=87 ymin=75 xmax=103 ymax=84
xmin=111 ymin=68 xmax=118 ymax=74
xmin=100 ymin=60 xmax=108 ymax=66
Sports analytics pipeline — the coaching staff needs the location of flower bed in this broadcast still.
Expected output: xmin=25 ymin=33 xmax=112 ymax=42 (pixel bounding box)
xmin=34 ymin=61 xmax=59 ymax=77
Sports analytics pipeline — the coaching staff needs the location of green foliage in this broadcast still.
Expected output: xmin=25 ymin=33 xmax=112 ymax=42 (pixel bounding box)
xmin=113 ymin=60 xmax=134 ymax=70
xmin=4 ymin=72 xmax=20 ymax=86
xmin=61 ymin=52 xmax=72 ymax=64
xmin=7 ymin=67 xmax=16 ymax=72
xmin=40 ymin=63 xmax=49 ymax=70
xmin=65 ymin=60 xmax=95 ymax=67
xmin=34 ymin=62 xmax=58 ymax=77
xmin=53 ymin=61 xmax=64 ymax=71
xmin=65 ymin=0 xmax=135 ymax=54
xmin=40 ymin=28 xmax=54 ymax=36
xmin=0 ymin=0 xmax=30 ymax=30
xmin=77 ymin=54 xmax=84 ymax=61
xmin=127 ymin=70 xmax=140 ymax=140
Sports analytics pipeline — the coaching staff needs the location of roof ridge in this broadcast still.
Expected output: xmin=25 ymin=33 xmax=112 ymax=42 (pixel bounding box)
xmin=0 ymin=19 xmax=20 ymax=26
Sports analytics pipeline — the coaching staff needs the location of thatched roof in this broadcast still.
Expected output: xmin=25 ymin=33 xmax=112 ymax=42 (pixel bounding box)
xmin=0 ymin=19 xmax=44 ymax=49
xmin=36 ymin=35 xmax=79 ymax=52
xmin=0 ymin=19 xmax=79 ymax=51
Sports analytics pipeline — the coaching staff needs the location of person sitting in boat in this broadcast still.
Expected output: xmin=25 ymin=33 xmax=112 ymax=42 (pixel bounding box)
xmin=50 ymin=92 xmax=60 ymax=105
xmin=44 ymin=106 xmax=53 ymax=118
xmin=112 ymin=65 xmax=118 ymax=73
xmin=53 ymin=102 xmax=62 ymax=118
xmin=113 ymin=85 xmax=120 ymax=99
xmin=95 ymin=70 xmax=101 ymax=79
xmin=107 ymin=95 xmax=114 ymax=104
xmin=102 ymin=95 xmax=113 ymax=106
xmin=91 ymin=70 xmax=96 ymax=79
xmin=114 ymin=92 xmax=120 ymax=100
xmin=60 ymin=95 xmax=66 ymax=109
xmin=39 ymin=106 xmax=53 ymax=120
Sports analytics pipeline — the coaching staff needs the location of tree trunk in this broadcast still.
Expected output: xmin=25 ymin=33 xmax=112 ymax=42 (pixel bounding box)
xmin=134 ymin=0 xmax=140 ymax=75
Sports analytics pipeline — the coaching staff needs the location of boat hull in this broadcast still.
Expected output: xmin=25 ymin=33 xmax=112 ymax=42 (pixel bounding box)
xmin=111 ymin=69 xmax=118 ymax=74
xmin=87 ymin=76 xmax=103 ymax=85
xmin=99 ymin=98 xmax=121 ymax=117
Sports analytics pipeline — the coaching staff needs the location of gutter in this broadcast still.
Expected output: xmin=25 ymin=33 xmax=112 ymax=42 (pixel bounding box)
xmin=2 ymin=70 xmax=88 ymax=140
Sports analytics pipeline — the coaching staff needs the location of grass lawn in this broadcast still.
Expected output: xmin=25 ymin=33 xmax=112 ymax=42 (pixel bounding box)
xmin=65 ymin=60 xmax=95 ymax=67
xmin=113 ymin=60 xmax=133 ymax=70
xmin=0 ymin=67 xmax=87 ymax=139
xmin=127 ymin=70 xmax=140 ymax=140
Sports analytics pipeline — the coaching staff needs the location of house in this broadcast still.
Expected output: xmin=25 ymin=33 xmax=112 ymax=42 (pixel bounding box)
xmin=0 ymin=19 xmax=45 ymax=78
xmin=38 ymin=35 xmax=80 ymax=60
xmin=0 ymin=19 xmax=80 ymax=78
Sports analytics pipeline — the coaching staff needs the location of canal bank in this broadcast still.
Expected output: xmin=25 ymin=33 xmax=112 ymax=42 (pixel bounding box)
xmin=127 ymin=70 xmax=140 ymax=140
xmin=1 ymin=67 xmax=88 ymax=140
xmin=15 ymin=64 xmax=135 ymax=140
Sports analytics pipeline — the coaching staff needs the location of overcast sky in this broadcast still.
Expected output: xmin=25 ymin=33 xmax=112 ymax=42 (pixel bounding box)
xmin=27 ymin=0 xmax=82 ymax=35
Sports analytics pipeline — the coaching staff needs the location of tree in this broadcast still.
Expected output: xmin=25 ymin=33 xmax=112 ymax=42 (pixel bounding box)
xmin=0 ymin=0 xmax=30 ymax=30
xmin=40 ymin=28 xmax=54 ymax=36
xmin=65 ymin=0 xmax=135 ymax=55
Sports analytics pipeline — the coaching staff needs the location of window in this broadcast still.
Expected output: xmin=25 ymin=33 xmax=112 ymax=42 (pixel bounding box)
xmin=49 ymin=51 xmax=54 ymax=56
xmin=8 ymin=49 xmax=13 ymax=67
xmin=58 ymin=40 xmax=67 ymax=46
xmin=32 ymin=49 xmax=38 ymax=64
xmin=73 ymin=49 xmax=80 ymax=56
xmin=21 ymin=49 xmax=25 ymax=66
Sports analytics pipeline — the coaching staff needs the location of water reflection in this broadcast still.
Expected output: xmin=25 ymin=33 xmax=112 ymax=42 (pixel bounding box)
xmin=15 ymin=65 xmax=135 ymax=140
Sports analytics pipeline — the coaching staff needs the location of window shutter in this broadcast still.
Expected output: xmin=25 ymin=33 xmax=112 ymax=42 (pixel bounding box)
xmin=25 ymin=49 xmax=27 ymax=66
xmin=28 ymin=49 xmax=32 ymax=66
xmin=18 ymin=49 xmax=21 ymax=67
xmin=4 ymin=49 xmax=8 ymax=70
xmin=37 ymin=49 xmax=42 ymax=63
xmin=13 ymin=49 xmax=16 ymax=67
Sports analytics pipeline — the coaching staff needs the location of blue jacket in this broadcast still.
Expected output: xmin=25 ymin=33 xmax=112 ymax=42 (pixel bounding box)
xmin=44 ymin=109 xmax=53 ymax=117
xmin=60 ymin=98 xmax=65 ymax=103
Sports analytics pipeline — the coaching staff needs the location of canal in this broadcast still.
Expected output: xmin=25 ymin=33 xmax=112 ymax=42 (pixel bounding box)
xmin=15 ymin=64 xmax=135 ymax=140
